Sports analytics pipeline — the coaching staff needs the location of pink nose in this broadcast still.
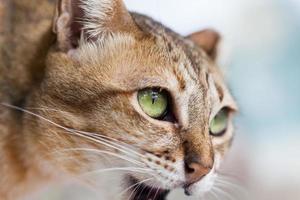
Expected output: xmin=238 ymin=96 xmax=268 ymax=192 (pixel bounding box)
xmin=184 ymin=161 xmax=211 ymax=185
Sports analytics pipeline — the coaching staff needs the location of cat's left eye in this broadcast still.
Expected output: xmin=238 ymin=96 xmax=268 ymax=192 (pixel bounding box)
xmin=210 ymin=108 xmax=229 ymax=136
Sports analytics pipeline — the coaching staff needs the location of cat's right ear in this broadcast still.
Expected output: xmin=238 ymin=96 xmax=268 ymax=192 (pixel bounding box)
xmin=187 ymin=29 xmax=220 ymax=60
xmin=53 ymin=0 xmax=141 ymax=52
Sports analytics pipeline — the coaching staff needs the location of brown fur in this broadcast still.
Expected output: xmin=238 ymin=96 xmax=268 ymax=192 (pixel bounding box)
xmin=0 ymin=0 xmax=237 ymax=199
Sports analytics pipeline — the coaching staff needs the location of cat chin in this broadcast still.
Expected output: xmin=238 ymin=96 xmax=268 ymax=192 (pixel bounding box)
xmin=183 ymin=169 xmax=217 ymax=197
xmin=122 ymin=155 xmax=220 ymax=199
xmin=126 ymin=175 xmax=170 ymax=200
xmin=125 ymin=172 xmax=216 ymax=200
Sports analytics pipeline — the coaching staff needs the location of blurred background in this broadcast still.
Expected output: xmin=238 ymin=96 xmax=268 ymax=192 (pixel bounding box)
xmin=34 ymin=0 xmax=300 ymax=199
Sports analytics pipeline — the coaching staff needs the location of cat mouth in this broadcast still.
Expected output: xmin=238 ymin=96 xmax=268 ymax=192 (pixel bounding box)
xmin=127 ymin=176 xmax=170 ymax=200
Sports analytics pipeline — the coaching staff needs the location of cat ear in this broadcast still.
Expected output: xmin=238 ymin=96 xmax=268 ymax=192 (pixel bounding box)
xmin=53 ymin=0 xmax=140 ymax=52
xmin=187 ymin=29 xmax=220 ymax=60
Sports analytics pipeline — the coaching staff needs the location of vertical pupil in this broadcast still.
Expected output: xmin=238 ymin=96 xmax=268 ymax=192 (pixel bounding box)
xmin=151 ymin=91 xmax=158 ymax=104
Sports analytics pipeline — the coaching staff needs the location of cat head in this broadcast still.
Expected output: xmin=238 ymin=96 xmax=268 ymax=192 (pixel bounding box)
xmin=26 ymin=0 xmax=237 ymax=198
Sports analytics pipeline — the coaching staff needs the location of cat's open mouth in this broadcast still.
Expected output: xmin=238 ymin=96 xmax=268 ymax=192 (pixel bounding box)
xmin=127 ymin=176 xmax=170 ymax=200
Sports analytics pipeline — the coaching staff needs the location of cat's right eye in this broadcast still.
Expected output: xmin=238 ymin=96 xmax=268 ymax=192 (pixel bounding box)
xmin=137 ymin=88 xmax=176 ymax=123
xmin=137 ymin=88 xmax=169 ymax=119
xmin=209 ymin=108 xmax=229 ymax=136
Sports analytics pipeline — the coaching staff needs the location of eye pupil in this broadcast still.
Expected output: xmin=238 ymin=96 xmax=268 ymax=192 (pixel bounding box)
xmin=151 ymin=92 xmax=158 ymax=104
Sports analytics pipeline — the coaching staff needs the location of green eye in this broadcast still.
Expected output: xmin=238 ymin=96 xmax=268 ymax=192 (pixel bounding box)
xmin=210 ymin=108 xmax=229 ymax=136
xmin=137 ymin=88 xmax=168 ymax=119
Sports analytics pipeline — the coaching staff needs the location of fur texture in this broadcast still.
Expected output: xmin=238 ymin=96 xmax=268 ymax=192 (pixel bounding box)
xmin=0 ymin=0 xmax=237 ymax=199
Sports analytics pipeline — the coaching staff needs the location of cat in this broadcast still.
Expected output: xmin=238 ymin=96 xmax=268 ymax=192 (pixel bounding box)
xmin=0 ymin=0 xmax=238 ymax=199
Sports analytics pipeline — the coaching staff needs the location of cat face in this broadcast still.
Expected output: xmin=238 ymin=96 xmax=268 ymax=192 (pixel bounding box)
xmin=25 ymin=0 xmax=237 ymax=199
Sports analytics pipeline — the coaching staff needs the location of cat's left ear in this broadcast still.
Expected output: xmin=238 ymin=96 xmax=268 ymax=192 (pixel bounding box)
xmin=52 ymin=0 xmax=142 ymax=52
xmin=187 ymin=29 xmax=220 ymax=60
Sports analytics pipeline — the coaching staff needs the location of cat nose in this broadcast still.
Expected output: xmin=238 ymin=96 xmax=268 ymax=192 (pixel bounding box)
xmin=184 ymin=158 xmax=212 ymax=185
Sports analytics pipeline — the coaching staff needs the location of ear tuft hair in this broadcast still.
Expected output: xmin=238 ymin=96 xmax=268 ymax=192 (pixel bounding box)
xmin=53 ymin=0 xmax=141 ymax=52
xmin=79 ymin=0 xmax=115 ymax=38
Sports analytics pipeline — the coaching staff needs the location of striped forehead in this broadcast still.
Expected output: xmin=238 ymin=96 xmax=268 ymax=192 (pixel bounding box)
xmin=165 ymin=60 xmax=225 ymax=128
xmin=165 ymin=61 xmax=203 ymax=127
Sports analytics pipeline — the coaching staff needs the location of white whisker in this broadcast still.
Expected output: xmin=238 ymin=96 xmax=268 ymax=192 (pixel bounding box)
xmin=78 ymin=130 xmax=145 ymax=157
xmin=215 ymin=175 xmax=248 ymax=199
xmin=119 ymin=178 xmax=153 ymax=197
xmin=212 ymin=185 xmax=234 ymax=200
xmin=0 ymin=103 xmax=144 ymax=162
xmin=24 ymin=106 xmax=144 ymax=158
xmin=54 ymin=148 xmax=144 ymax=166
xmin=209 ymin=189 xmax=219 ymax=200
xmin=136 ymin=181 xmax=148 ymax=199
xmin=127 ymin=177 xmax=146 ymax=200
xmin=146 ymin=182 xmax=155 ymax=199
xmin=216 ymin=178 xmax=247 ymax=195
xmin=82 ymin=167 xmax=153 ymax=176
xmin=153 ymin=186 xmax=160 ymax=200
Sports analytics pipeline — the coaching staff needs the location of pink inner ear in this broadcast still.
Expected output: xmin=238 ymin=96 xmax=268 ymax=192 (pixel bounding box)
xmin=53 ymin=0 xmax=99 ymax=52
xmin=188 ymin=29 xmax=220 ymax=59
xmin=70 ymin=0 xmax=84 ymax=47
xmin=53 ymin=0 xmax=142 ymax=52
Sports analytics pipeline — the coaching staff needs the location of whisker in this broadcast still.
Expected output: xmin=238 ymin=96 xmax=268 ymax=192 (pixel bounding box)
xmin=212 ymin=185 xmax=234 ymax=200
xmin=217 ymin=174 xmax=242 ymax=185
xmin=153 ymin=186 xmax=160 ymax=200
xmin=215 ymin=176 xmax=248 ymax=199
xmin=78 ymin=131 xmax=145 ymax=157
xmin=209 ymin=189 xmax=219 ymax=200
xmin=127 ymin=178 xmax=145 ymax=200
xmin=1 ymin=103 xmax=143 ymax=161
xmin=119 ymin=178 xmax=153 ymax=198
xmin=82 ymin=167 xmax=153 ymax=176
xmin=216 ymin=178 xmax=248 ymax=194
xmin=217 ymin=171 xmax=242 ymax=181
xmin=23 ymin=106 xmax=144 ymax=158
xmin=146 ymin=182 xmax=155 ymax=199
xmin=67 ymin=132 xmax=144 ymax=163
xmin=25 ymin=107 xmax=68 ymax=113
xmin=214 ymin=183 xmax=238 ymax=200
xmin=205 ymin=192 xmax=214 ymax=200
xmin=136 ymin=181 xmax=148 ymax=199
xmin=54 ymin=148 xmax=144 ymax=166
